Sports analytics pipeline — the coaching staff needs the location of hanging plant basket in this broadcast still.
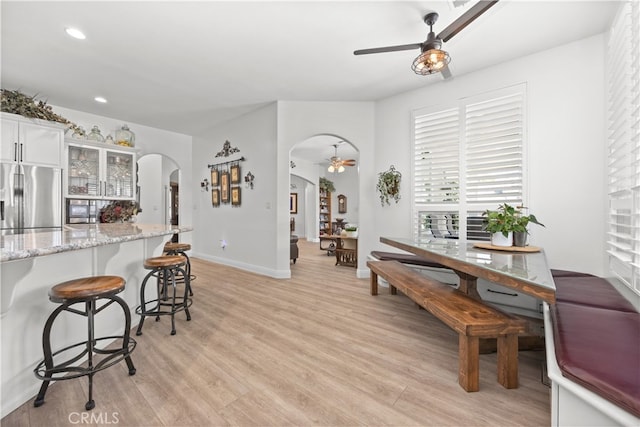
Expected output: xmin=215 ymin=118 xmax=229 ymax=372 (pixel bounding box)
xmin=376 ymin=165 xmax=402 ymax=206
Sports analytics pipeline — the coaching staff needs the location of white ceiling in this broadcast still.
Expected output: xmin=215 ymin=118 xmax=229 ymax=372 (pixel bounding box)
xmin=2 ymin=1 xmax=618 ymax=147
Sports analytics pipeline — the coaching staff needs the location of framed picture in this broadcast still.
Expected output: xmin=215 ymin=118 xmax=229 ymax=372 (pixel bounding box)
xmin=230 ymin=164 xmax=241 ymax=184
xmin=211 ymin=189 xmax=220 ymax=207
xmin=290 ymin=192 xmax=298 ymax=214
xmin=221 ymin=172 xmax=230 ymax=203
xmin=211 ymin=169 xmax=219 ymax=186
xmin=231 ymin=186 xmax=241 ymax=206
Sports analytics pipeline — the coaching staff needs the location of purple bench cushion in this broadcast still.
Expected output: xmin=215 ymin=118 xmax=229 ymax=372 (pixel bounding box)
xmin=551 ymin=302 xmax=640 ymax=418
xmin=551 ymin=269 xmax=596 ymax=278
xmin=555 ymin=276 xmax=637 ymax=312
xmin=370 ymin=251 xmax=446 ymax=270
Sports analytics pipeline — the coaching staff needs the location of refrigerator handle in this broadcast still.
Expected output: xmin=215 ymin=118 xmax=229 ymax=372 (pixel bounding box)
xmin=13 ymin=143 xmax=18 ymax=162
xmin=19 ymin=144 xmax=23 ymax=162
xmin=0 ymin=200 xmax=4 ymax=221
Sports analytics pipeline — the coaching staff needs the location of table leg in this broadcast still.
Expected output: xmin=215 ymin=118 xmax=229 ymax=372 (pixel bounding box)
xmin=370 ymin=271 xmax=378 ymax=295
xmin=456 ymin=272 xmax=481 ymax=300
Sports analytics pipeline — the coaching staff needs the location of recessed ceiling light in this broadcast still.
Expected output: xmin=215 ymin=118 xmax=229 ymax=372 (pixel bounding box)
xmin=94 ymin=96 xmax=107 ymax=103
xmin=65 ymin=27 xmax=86 ymax=40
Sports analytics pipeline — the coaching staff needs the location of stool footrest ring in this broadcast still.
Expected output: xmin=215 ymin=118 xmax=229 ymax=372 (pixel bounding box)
xmin=34 ymin=336 xmax=136 ymax=382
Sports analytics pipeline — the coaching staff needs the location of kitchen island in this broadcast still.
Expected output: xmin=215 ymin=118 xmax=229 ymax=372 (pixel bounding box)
xmin=0 ymin=223 xmax=192 ymax=418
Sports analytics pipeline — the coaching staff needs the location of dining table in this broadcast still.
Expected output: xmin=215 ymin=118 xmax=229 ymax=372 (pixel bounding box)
xmin=380 ymin=236 xmax=556 ymax=304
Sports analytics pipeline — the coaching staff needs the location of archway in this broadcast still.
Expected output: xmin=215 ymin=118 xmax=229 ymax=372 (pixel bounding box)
xmin=137 ymin=154 xmax=180 ymax=229
xmin=289 ymin=134 xmax=360 ymax=272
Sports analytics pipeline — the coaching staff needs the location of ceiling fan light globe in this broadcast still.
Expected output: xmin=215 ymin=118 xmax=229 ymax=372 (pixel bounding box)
xmin=328 ymin=165 xmax=335 ymax=173
xmin=412 ymin=49 xmax=450 ymax=75
xmin=338 ymin=165 xmax=345 ymax=173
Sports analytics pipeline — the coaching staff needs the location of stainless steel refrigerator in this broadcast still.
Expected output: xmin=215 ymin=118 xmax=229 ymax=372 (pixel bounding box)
xmin=1 ymin=163 xmax=62 ymax=234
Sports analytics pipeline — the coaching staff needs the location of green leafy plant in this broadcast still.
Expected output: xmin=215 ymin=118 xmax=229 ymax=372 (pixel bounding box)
xmin=319 ymin=177 xmax=335 ymax=193
xmin=483 ymin=203 xmax=544 ymax=237
xmin=345 ymin=225 xmax=358 ymax=232
xmin=482 ymin=203 xmax=518 ymax=237
xmin=513 ymin=206 xmax=545 ymax=234
xmin=376 ymin=165 xmax=402 ymax=206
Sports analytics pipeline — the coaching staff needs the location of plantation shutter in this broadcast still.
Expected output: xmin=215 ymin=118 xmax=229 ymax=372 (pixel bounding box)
xmin=607 ymin=1 xmax=640 ymax=293
xmin=414 ymin=108 xmax=460 ymax=205
xmin=413 ymin=84 xmax=526 ymax=240
xmin=465 ymin=91 xmax=524 ymax=206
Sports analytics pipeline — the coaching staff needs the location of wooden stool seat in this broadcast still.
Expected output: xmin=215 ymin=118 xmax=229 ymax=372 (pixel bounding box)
xmin=49 ymin=276 xmax=125 ymax=303
xmin=144 ymin=255 xmax=186 ymax=270
xmin=164 ymin=242 xmax=191 ymax=252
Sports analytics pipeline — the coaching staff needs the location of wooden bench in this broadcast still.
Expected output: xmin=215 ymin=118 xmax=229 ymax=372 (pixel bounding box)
xmin=367 ymin=260 xmax=526 ymax=392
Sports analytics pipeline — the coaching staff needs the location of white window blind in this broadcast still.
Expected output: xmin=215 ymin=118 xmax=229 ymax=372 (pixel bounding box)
xmin=412 ymin=84 xmax=526 ymax=240
xmin=607 ymin=1 xmax=640 ymax=294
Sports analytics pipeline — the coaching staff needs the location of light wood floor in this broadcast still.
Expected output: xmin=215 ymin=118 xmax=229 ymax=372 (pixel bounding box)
xmin=2 ymin=239 xmax=550 ymax=426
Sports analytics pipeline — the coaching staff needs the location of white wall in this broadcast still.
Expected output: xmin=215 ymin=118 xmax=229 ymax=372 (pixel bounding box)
xmin=52 ymin=106 xmax=194 ymax=245
xmin=277 ymin=101 xmax=375 ymax=277
xmin=373 ymin=34 xmax=607 ymax=276
xmin=191 ymin=103 xmax=280 ymax=276
xmin=324 ymin=167 xmax=359 ymax=226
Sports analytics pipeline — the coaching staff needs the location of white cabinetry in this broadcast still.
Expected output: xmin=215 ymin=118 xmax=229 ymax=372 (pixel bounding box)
xmin=1 ymin=113 xmax=64 ymax=167
xmin=65 ymin=140 xmax=136 ymax=200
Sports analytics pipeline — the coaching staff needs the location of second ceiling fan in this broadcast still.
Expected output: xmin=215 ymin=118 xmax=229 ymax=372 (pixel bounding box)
xmin=354 ymin=0 xmax=499 ymax=78
xmin=327 ymin=144 xmax=356 ymax=173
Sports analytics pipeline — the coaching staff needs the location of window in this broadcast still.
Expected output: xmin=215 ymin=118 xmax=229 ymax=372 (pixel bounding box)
xmin=606 ymin=1 xmax=640 ymax=293
xmin=412 ymin=84 xmax=526 ymax=240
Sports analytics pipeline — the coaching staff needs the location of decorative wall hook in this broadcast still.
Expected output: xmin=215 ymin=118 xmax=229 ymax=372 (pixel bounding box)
xmin=244 ymin=171 xmax=255 ymax=189
xmin=200 ymin=178 xmax=209 ymax=192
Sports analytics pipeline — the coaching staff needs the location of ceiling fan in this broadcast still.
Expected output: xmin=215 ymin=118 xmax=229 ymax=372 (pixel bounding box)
xmin=327 ymin=144 xmax=356 ymax=173
xmin=353 ymin=0 xmax=499 ymax=78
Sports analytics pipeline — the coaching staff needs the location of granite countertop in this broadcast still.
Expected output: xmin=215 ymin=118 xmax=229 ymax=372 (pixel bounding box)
xmin=1 ymin=223 xmax=193 ymax=262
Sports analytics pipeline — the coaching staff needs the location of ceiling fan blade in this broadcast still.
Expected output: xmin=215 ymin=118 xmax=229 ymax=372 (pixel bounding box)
xmin=354 ymin=43 xmax=422 ymax=55
xmin=342 ymin=160 xmax=357 ymax=166
xmin=441 ymin=64 xmax=453 ymax=80
xmin=437 ymin=0 xmax=499 ymax=43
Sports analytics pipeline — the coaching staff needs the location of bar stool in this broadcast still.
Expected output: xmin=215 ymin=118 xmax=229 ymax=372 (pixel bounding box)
xmin=34 ymin=276 xmax=136 ymax=411
xmin=136 ymin=255 xmax=192 ymax=336
xmin=163 ymin=242 xmax=194 ymax=296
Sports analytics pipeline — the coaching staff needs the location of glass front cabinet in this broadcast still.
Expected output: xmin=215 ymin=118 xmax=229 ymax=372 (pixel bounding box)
xmin=66 ymin=140 xmax=136 ymax=200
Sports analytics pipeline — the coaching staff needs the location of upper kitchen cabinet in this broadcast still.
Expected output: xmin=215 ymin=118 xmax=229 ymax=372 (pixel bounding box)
xmin=1 ymin=113 xmax=65 ymax=167
xmin=66 ymin=140 xmax=136 ymax=200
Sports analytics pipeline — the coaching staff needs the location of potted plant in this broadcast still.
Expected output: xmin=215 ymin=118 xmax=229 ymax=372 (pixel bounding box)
xmin=512 ymin=206 xmax=545 ymax=247
xmin=482 ymin=203 xmax=518 ymax=247
xmin=376 ymin=165 xmax=402 ymax=206
xmin=344 ymin=224 xmax=358 ymax=238
xmin=319 ymin=177 xmax=335 ymax=194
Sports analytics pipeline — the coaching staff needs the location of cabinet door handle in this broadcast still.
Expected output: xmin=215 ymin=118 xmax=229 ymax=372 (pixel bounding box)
xmin=13 ymin=143 xmax=17 ymax=162
xmin=19 ymin=143 xmax=23 ymax=162
xmin=487 ymin=288 xmax=518 ymax=297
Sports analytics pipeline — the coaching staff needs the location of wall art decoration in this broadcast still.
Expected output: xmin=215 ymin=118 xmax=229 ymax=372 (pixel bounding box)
xmin=212 ymin=189 xmax=220 ymax=207
xmin=215 ymin=140 xmax=240 ymax=158
xmin=290 ymin=193 xmax=298 ymax=214
xmin=231 ymin=186 xmax=241 ymax=206
xmin=221 ymin=171 xmax=230 ymax=203
xmin=211 ymin=169 xmax=219 ymax=186
xmin=230 ymin=164 xmax=241 ymax=184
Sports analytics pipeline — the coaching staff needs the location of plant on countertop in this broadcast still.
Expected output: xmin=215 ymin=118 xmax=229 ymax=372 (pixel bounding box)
xmin=1 ymin=89 xmax=81 ymax=133
xmin=100 ymin=201 xmax=142 ymax=223
xmin=319 ymin=177 xmax=335 ymax=193
xmin=376 ymin=165 xmax=402 ymax=206
xmin=344 ymin=225 xmax=358 ymax=232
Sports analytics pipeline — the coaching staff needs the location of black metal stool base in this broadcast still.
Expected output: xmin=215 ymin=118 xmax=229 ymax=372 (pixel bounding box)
xmin=34 ymin=293 xmax=136 ymax=410
xmin=136 ymin=262 xmax=192 ymax=336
